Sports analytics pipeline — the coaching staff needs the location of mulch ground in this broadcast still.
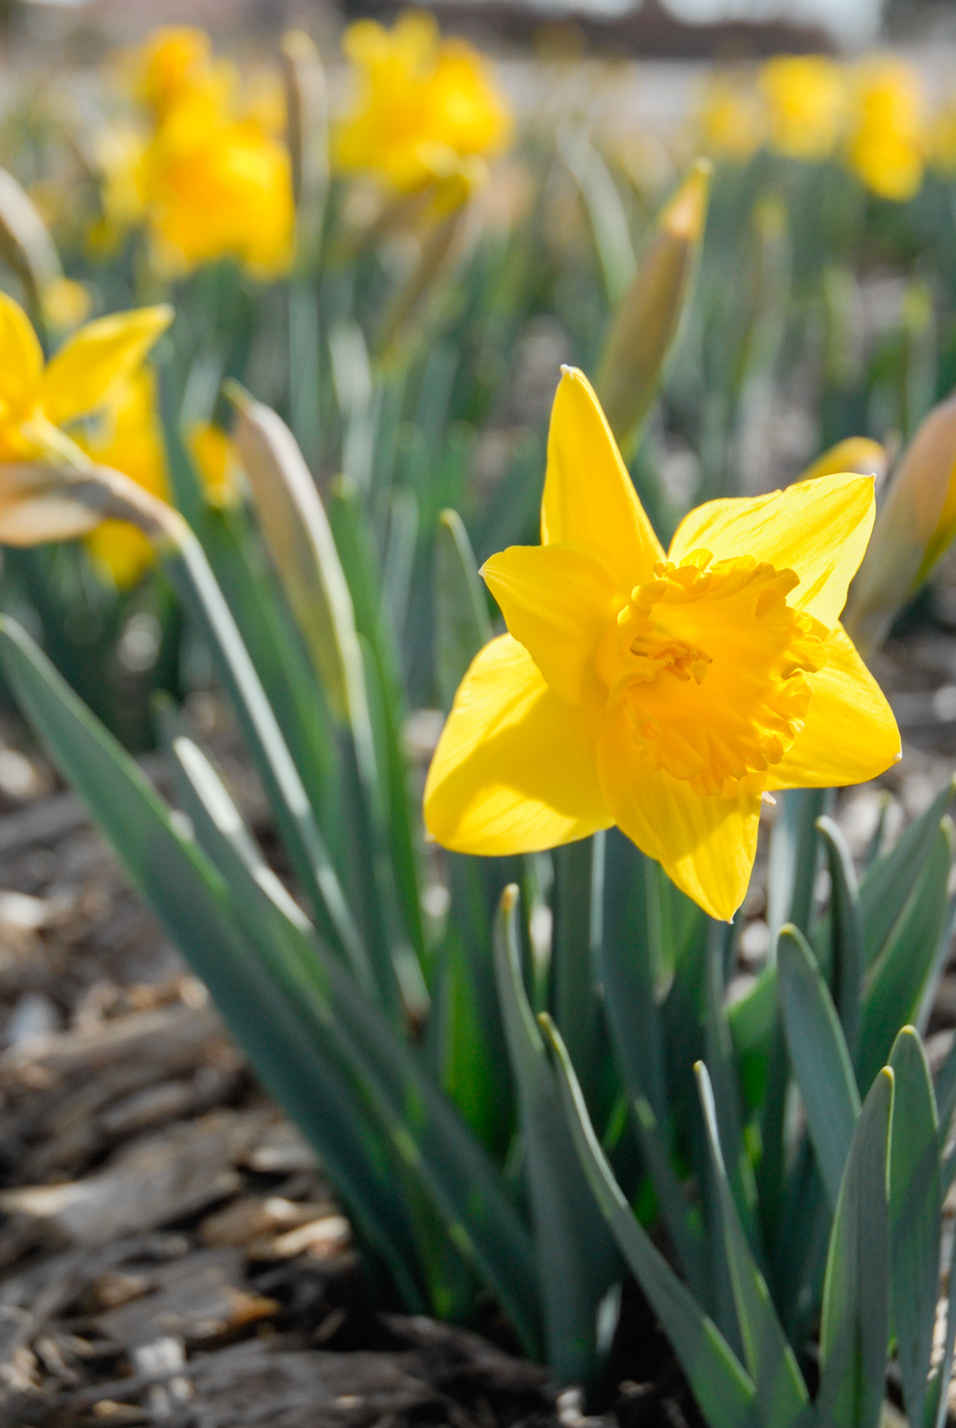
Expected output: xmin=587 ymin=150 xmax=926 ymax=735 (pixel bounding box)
xmin=0 ymin=623 xmax=953 ymax=1427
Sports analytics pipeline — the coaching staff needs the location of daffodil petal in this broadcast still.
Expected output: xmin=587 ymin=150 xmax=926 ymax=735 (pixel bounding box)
xmin=40 ymin=305 xmax=173 ymax=430
xmin=424 ymin=633 xmax=611 ymax=855
xmin=668 ymin=472 xmax=875 ymax=627
xmin=481 ymin=542 xmax=617 ymax=704
xmin=541 ymin=367 xmax=664 ymax=590
xmin=764 ymin=623 xmax=900 ymax=790
xmin=597 ymin=703 xmax=760 ymax=920
xmin=0 ymin=292 xmax=43 ymax=413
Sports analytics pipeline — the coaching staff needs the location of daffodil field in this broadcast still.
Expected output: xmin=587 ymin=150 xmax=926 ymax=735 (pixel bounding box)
xmin=7 ymin=13 xmax=956 ymax=1425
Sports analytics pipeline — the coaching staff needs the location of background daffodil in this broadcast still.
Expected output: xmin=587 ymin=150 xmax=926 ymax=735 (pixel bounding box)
xmin=0 ymin=291 xmax=171 ymax=467
xmin=97 ymin=27 xmax=295 ymax=277
xmin=332 ymin=10 xmax=512 ymax=191
xmin=424 ymin=367 xmax=901 ymax=921
xmin=0 ymin=292 xmax=172 ymax=577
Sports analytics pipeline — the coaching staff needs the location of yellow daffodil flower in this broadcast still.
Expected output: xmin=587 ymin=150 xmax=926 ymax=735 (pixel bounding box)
xmin=424 ymin=369 xmax=900 ymax=921
xmin=846 ymin=58 xmax=926 ymax=202
xmin=80 ymin=369 xmax=169 ymax=588
xmin=332 ymin=10 xmax=511 ymax=191
xmin=0 ymin=291 xmax=171 ymax=466
xmin=697 ymin=72 xmax=766 ymax=162
xmin=760 ymin=55 xmax=847 ymax=162
xmin=97 ymin=27 xmax=295 ymax=277
xmin=186 ymin=420 xmax=241 ymax=508
xmin=0 ymin=292 xmax=171 ymax=586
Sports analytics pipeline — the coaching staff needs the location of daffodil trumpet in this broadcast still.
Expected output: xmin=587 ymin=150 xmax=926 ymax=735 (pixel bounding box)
xmin=424 ymin=367 xmax=901 ymax=921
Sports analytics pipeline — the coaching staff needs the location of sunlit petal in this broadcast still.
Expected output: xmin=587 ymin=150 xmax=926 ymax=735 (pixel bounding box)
xmin=481 ymin=542 xmax=617 ymax=704
xmin=668 ymin=472 xmax=874 ymax=626
xmin=541 ymin=367 xmax=664 ymax=591
xmin=765 ymin=623 xmax=901 ymax=790
xmin=40 ymin=306 xmax=173 ymax=430
xmin=424 ymin=633 xmax=611 ymax=855
xmin=598 ymin=702 xmax=760 ymax=921
xmin=0 ymin=292 xmax=43 ymax=414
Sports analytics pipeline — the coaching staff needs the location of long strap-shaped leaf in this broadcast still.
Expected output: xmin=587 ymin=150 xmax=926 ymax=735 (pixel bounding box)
xmin=0 ymin=619 xmax=542 ymax=1355
xmin=0 ymin=617 xmax=426 ymax=1305
xmin=778 ymin=926 xmax=860 ymax=1212
xmin=857 ymin=819 xmax=954 ymax=1090
xmin=858 ymin=778 xmax=955 ymax=968
xmin=542 ymin=1014 xmax=759 ymax=1428
xmin=816 ymin=1067 xmax=893 ymax=1428
xmin=816 ymin=818 xmax=863 ymax=1054
xmin=494 ymin=886 xmax=619 ymax=1385
xmin=166 ymin=738 xmax=542 ymax=1356
xmin=162 ymin=518 xmax=373 ymax=990
xmin=695 ymin=1064 xmax=811 ymax=1428
xmin=887 ymin=1027 xmax=941 ymax=1428
xmin=168 ymin=735 xmax=467 ymax=1318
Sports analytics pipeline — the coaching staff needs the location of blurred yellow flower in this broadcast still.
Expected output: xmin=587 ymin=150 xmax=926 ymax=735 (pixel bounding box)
xmin=846 ymin=58 xmax=927 ymax=202
xmin=98 ymin=27 xmax=295 ymax=277
xmin=697 ymin=72 xmax=766 ymax=162
xmin=424 ymin=368 xmax=900 ymax=920
xmin=0 ymin=293 xmax=171 ymax=585
xmin=932 ymin=96 xmax=956 ymax=176
xmin=760 ymin=55 xmax=847 ymax=161
xmin=41 ymin=278 xmax=92 ymax=332
xmin=187 ymin=420 xmax=241 ymax=508
xmin=332 ymin=10 xmax=511 ymax=190
xmin=82 ymin=369 xmax=169 ymax=588
xmin=0 ymin=293 xmax=171 ymax=464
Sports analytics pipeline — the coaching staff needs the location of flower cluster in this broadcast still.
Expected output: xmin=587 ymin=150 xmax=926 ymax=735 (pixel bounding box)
xmin=698 ymin=54 xmax=943 ymax=202
xmin=95 ymin=27 xmax=295 ymax=276
xmin=331 ymin=10 xmax=512 ymax=191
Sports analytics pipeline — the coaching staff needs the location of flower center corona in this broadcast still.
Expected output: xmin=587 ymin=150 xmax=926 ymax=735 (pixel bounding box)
xmin=600 ymin=550 xmax=827 ymax=798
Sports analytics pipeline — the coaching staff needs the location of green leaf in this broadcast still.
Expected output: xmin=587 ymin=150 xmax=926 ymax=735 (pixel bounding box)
xmin=0 ymin=618 xmax=542 ymax=1355
xmin=601 ymin=834 xmax=668 ymax=1123
xmin=158 ymin=512 xmax=372 ymax=992
xmin=777 ymin=925 xmax=860 ymax=1212
xmin=767 ymin=788 xmax=828 ymax=942
xmin=816 ymin=817 xmax=863 ymax=1052
xmin=858 ymin=778 xmax=955 ymax=968
xmin=600 ymin=833 xmax=707 ymax=1299
xmin=552 ymin=835 xmax=606 ymax=1108
xmin=702 ymin=926 xmax=760 ymax=1256
xmin=816 ymin=1067 xmax=893 ymax=1428
xmin=0 ymin=616 xmax=426 ymax=1307
xmin=542 ymin=1014 xmax=759 ymax=1428
xmin=857 ymin=818 xmax=954 ymax=1090
xmin=562 ymin=131 xmax=636 ymax=306
xmin=434 ymin=509 xmax=491 ymax=714
xmin=328 ymin=479 xmax=426 ymax=968
xmin=694 ymin=1064 xmax=811 ymax=1428
xmin=493 ymin=886 xmax=618 ymax=1384
xmin=924 ymin=1218 xmax=956 ymax=1428
xmin=888 ymin=1027 xmax=941 ymax=1428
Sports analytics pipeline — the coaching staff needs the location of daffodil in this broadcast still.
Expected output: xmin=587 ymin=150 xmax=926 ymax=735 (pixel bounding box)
xmin=759 ymin=55 xmax=847 ymax=162
xmin=0 ymin=292 xmax=171 ymax=582
xmin=80 ymin=369 xmax=169 ymax=588
xmin=424 ymin=369 xmax=900 ymax=921
xmin=696 ymin=72 xmax=766 ymax=163
xmin=846 ymin=58 xmax=926 ymax=202
xmin=0 ymin=292 xmax=171 ymax=467
xmin=332 ymin=10 xmax=511 ymax=191
xmin=97 ymin=27 xmax=295 ymax=277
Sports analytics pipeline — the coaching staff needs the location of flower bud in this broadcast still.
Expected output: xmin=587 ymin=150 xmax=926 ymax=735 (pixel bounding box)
xmin=595 ymin=159 xmax=711 ymax=457
xmin=844 ymin=391 xmax=956 ymax=655
xmin=799 ymin=436 xmax=888 ymax=488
